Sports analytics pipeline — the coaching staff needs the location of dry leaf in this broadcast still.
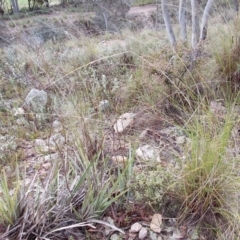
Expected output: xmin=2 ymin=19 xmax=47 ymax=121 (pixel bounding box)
xmin=150 ymin=214 xmax=162 ymax=233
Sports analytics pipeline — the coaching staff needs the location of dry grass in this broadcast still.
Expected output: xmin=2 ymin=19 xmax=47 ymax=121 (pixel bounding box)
xmin=1 ymin=4 xmax=240 ymax=239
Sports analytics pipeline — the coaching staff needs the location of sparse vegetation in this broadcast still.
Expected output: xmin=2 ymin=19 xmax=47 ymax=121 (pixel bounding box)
xmin=0 ymin=1 xmax=240 ymax=239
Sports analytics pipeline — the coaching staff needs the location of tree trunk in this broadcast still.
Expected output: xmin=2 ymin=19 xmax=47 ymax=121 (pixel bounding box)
xmin=200 ymin=0 xmax=215 ymax=41
xmin=162 ymin=0 xmax=176 ymax=49
xmin=0 ymin=5 xmax=4 ymax=15
xmin=11 ymin=0 xmax=19 ymax=14
xmin=234 ymin=0 xmax=239 ymax=13
xmin=179 ymin=0 xmax=187 ymax=42
xmin=191 ymin=0 xmax=201 ymax=47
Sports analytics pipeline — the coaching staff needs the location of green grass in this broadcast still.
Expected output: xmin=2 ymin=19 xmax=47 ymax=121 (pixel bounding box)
xmin=176 ymin=113 xmax=240 ymax=239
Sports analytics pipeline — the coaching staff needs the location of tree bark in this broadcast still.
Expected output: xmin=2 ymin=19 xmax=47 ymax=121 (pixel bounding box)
xmin=162 ymin=0 xmax=176 ymax=49
xmin=11 ymin=0 xmax=19 ymax=14
xmin=234 ymin=0 xmax=239 ymax=13
xmin=191 ymin=0 xmax=201 ymax=47
xmin=179 ymin=0 xmax=187 ymax=42
xmin=200 ymin=0 xmax=215 ymax=41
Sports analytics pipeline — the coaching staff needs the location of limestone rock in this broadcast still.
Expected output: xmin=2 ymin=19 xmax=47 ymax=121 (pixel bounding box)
xmin=14 ymin=107 xmax=25 ymax=116
xmin=114 ymin=112 xmax=134 ymax=133
xmin=130 ymin=222 xmax=142 ymax=233
xmin=25 ymin=88 xmax=48 ymax=113
xmin=52 ymin=120 xmax=63 ymax=133
xmin=149 ymin=231 xmax=158 ymax=240
xmin=136 ymin=145 xmax=161 ymax=162
xmin=139 ymin=227 xmax=148 ymax=239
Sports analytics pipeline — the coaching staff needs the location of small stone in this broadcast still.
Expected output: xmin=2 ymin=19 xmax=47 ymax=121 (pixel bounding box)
xmin=149 ymin=231 xmax=158 ymax=240
xmin=52 ymin=120 xmax=63 ymax=132
xmin=25 ymin=88 xmax=48 ymax=113
xmin=14 ymin=107 xmax=25 ymax=116
xmin=114 ymin=112 xmax=134 ymax=133
xmin=136 ymin=145 xmax=161 ymax=162
xmin=42 ymin=162 xmax=51 ymax=170
xmin=139 ymin=227 xmax=148 ymax=239
xmin=130 ymin=222 xmax=142 ymax=233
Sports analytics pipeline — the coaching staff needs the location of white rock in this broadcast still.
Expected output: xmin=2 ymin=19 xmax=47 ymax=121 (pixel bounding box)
xmin=130 ymin=222 xmax=142 ymax=233
xmin=136 ymin=145 xmax=161 ymax=162
xmin=150 ymin=214 xmax=162 ymax=233
xmin=14 ymin=107 xmax=25 ymax=116
xmin=139 ymin=227 xmax=148 ymax=239
xmin=114 ymin=112 xmax=134 ymax=133
xmin=52 ymin=120 xmax=63 ymax=132
xmin=25 ymin=88 xmax=48 ymax=113
xmin=149 ymin=231 xmax=158 ymax=240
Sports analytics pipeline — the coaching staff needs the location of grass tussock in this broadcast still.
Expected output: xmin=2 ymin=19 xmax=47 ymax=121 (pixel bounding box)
xmin=177 ymin=114 xmax=240 ymax=239
xmin=0 ymin=132 xmax=131 ymax=239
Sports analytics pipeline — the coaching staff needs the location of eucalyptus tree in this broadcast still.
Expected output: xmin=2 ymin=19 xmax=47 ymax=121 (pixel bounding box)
xmin=191 ymin=0 xmax=201 ymax=47
xmin=161 ymin=0 xmax=176 ymax=48
xmin=11 ymin=0 xmax=19 ymax=13
xmin=199 ymin=0 xmax=214 ymax=41
xmin=233 ymin=0 xmax=239 ymax=12
xmin=179 ymin=0 xmax=187 ymax=42
xmin=0 ymin=5 xmax=4 ymax=15
xmin=162 ymin=0 xmax=215 ymax=49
